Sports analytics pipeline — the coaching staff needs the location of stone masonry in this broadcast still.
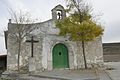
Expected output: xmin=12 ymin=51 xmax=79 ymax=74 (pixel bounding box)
xmin=5 ymin=4 xmax=103 ymax=72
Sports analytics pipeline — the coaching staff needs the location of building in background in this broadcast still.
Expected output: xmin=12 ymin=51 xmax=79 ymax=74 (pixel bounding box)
xmin=0 ymin=53 xmax=7 ymax=71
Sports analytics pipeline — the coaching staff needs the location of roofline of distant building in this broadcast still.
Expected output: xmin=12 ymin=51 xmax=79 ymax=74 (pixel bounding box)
xmin=103 ymin=42 xmax=120 ymax=44
xmin=0 ymin=53 xmax=7 ymax=56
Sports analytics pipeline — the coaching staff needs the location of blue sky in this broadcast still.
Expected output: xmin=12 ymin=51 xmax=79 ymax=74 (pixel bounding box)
xmin=0 ymin=0 xmax=120 ymax=53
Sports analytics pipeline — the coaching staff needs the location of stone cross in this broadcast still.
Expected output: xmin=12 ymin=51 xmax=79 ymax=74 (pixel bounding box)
xmin=26 ymin=36 xmax=39 ymax=57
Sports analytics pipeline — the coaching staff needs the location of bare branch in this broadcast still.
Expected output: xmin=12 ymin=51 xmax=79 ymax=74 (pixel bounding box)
xmin=8 ymin=9 xmax=38 ymax=71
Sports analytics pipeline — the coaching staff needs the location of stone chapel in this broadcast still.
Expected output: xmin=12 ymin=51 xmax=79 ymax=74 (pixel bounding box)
xmin=5 ymin=5 xmax=103 ymax=72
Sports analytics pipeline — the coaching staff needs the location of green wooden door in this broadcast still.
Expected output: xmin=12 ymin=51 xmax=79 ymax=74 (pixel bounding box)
xmin=53 ymin=43 xmax=69 ymax=69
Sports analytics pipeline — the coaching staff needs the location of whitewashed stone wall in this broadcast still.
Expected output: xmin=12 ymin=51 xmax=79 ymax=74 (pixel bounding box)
xmin=6 ymin=4 xmax=103 ymax=72
xmin=7 ymin=18 xmax=103 ymax=72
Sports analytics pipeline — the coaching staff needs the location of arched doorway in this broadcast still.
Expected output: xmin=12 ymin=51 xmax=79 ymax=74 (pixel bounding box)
xmin=52 ymin=43 xmax=69 ymax=69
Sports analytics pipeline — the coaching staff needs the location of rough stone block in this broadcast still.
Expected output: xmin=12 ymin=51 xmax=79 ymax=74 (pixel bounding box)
xmin=29 ymin=57 xmax=36 ymax=72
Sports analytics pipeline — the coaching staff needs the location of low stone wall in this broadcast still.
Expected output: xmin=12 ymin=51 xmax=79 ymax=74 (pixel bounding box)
xmin=103 ymin=43 xmax=120 ymax=62
xmin=103 ymin=43 xmax=120 ymax=55
xmin=104 ymin=54 xmax=120 ymax=62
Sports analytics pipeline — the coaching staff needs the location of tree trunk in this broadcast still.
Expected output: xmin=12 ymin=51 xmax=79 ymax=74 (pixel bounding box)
xmin=18 ymin=41 xmax=21 ymax=72
xmin=82 ymin=41 xmax=87 ymax=69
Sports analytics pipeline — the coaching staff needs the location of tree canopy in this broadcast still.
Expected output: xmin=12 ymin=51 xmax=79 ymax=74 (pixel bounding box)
xmin=56 ymin=0 xmax=104 ymax=42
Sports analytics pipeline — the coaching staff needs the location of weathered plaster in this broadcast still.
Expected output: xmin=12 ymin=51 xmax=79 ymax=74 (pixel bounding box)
xmin=6 ymin=5 xmax=103 ymax=72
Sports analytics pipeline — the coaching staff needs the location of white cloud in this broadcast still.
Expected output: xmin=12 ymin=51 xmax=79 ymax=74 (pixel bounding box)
xmin=6 ymin=0 xmax=30 ymax=12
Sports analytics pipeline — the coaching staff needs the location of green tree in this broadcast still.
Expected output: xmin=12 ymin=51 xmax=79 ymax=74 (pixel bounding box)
xmin=56 ymin=0 xmax=104 ymax=69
